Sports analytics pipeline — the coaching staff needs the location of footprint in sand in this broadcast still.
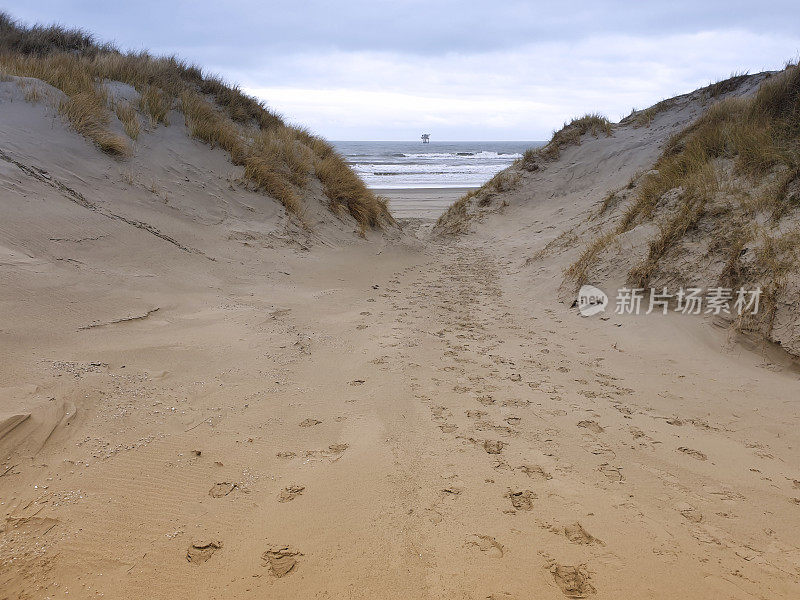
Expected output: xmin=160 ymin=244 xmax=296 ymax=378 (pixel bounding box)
xmin=517 ymin=464 xmax=553 ymax=480
xmin=439 ymin=423 xmax=458 ymax=433
xmin=300 ymin=443 xmax=349 ymax=462
xmin=430 ymin=406 xmax=452 ymax=420
xmin=187 ymin=540 xmax=222 ymax=564
xmin=278 ymin=484 xmax=306 ymax=502
xmin=263 ymin=545 xmax=303 ymax=577
xmin=465 ymin=534 xmax=505 ymax=557
xmin=506 ymin=489 xmax=536 ymax=511
xmin=208 ymin=482 xmax=236 ymax=498
xmin=577 ymin=420 xmax=605 ymax=434
xmin=299 ymin=418 xmax=322 ymax=427
xmin=563 ymin=523 xmax=603 ymax=545
xmin=598 ymin=463 xmax=624 ymax=482
xmin=676 ymin=502 xmax=703 ymax=523
xmin=548 ymin=563 xmax=596 ymax=598
xmin=678 ymin=447 xmax=707 ymax=461
xmin=484 ymin=440 xmax=506 ymax=454
xmin=502 ymin=398 xmax=530 ymax=407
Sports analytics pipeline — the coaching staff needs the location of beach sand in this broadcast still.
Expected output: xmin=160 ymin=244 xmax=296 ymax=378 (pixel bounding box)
xmin=2 ymin=74 xmax=800 ymax=600
xmin=377 ymin=187 xmax=474 ymax=219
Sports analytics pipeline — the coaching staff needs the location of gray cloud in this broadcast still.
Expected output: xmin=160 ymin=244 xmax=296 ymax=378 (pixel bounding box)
xmin=4 ymin=1 xmax=800 ymax=139
xmin=7 ymin=1 xmax=800 ymax=57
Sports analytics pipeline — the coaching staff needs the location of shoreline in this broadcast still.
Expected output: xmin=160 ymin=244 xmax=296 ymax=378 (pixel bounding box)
xmin=374 ymin=187 xmax=476 ymax=219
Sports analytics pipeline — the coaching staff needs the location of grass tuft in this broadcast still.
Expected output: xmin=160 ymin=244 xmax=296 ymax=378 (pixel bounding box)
xmin=436 ymin=190 xmax=477 ymax=234
xmin=114 ymin=100 xmax=139 ymax=139
xmin=623 ymin=98 xmax=677 ymax=128
xmin=702 ymin=72 xmax=751 ymax=99
xmin=59 ymin=90 xmax=129 ymax=156
xmin=17 ymin=79 xmax=43 ymax=103
xmin=435 ymin=170 xmax=520 ymax=234
xmin=180 ymin=91 xmax=243 ymax=157
xmin=138 ymin=85 xmax=171 ymax=126
xmin=521 ymin=114 xmax=612 ymax=169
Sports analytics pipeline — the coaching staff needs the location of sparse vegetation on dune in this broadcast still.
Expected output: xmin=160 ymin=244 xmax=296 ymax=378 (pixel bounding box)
xmin=435 ymin=171 xmax=519 ymax=234
xmin=59 ymin=89 xmax=130 ymax=156
xmin=702 ymin=71 xmax=751 ymax=99
xmin=622 ymin=98 xmax=677 ymax=128
xmin=563 ymin=64 xmax=800 ymax=345
xmin=179 ymin=91 xmax=243 ymax=157
xmin=113 ymin=100 xmax=139 ymax=140
xmin=436 ymin=114 xmax=611 ymax=234
xmin=615 ymin=64 xmax=799 ymax=239
xmin=436 ymin=191 xmax=475 ymax=234
xmin=0 ymin=12 xmax=391 ymax=230
xmin=523 ymin=113 xmax=613 ymax=167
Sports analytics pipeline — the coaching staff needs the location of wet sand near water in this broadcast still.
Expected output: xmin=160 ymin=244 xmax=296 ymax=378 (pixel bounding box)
xmin=376 ymin=187 xmax=475 ymax=219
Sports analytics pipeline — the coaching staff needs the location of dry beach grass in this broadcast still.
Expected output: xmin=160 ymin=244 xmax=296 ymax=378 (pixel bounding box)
xmin=0 ymin=12 xmax=392 ymax=230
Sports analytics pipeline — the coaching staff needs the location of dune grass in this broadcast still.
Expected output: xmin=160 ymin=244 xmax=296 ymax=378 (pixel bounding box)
xmin=563 ymin=230 xmax=617 ymax=287
xmin=59 ymin=89 xmax=130 ymax=156
xmin=138 ymin=85 xmax=172 ymax=126
xmin=524 ymin=114 xmax=613 ymax=165
xmin=702 ymin=72 xmax=751 ymax=99
xmin=624 ymin=98 xmax=677 ymax=128
xmin=0 ymin=11 xmax=391 ymax=230
xmin=114 ymin=100 xmax=140 ymax=139
xmin=314 ymin=144 xmax=393 ymax=232
xmin=179 ymin=91 xmax=244 ymax=157
xmin=16 ymin=78 xmax=43 ymax=103
xmin=620 ymin=64 xmax=799 ymax=237
xmin=436 ymin=191 xmax=475 ymax=234
xmin=435 ymin=171 xmax=520 ymax=233
xmin=0 ymin=49 xmax=130 ymax=155
xmin=565 ymin=63 xmax=800 ymax=301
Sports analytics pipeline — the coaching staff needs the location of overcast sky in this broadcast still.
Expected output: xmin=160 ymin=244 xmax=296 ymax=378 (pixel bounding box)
xmin=6 ymin=1 xmax=800 ymax=140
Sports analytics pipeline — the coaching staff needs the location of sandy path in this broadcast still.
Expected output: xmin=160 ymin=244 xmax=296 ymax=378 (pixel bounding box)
xmin=2 ymin=222 xmax=800 ymax=599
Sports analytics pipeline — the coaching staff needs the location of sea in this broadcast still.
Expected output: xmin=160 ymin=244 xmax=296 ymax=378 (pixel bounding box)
xmin=332 ymin=141 xmax=543 ymax=189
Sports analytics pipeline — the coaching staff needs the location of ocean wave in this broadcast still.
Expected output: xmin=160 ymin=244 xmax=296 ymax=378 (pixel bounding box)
xmin=372 ymin=171 xmax=449 ymax=176
xmin=400 ymin=151 xmax=522 ymax=159
xmin=334 ymin=141 xmax=539 ymax=188
xmin=353 ymin=163 xmax=500 ymax=175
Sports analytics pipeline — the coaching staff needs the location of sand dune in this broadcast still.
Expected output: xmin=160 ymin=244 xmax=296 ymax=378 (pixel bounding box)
xmin=2 ymin=27 xmax=800 ymax=600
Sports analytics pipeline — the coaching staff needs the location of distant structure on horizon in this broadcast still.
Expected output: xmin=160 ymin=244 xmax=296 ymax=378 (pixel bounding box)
xmin=421 ymin=133 xmax=430 ymax=143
